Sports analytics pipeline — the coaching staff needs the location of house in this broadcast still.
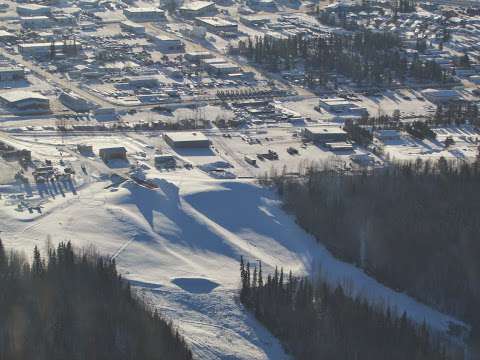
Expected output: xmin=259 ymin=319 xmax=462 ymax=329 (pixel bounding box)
xmin=99 ymin=147 xmax=127 ymax=161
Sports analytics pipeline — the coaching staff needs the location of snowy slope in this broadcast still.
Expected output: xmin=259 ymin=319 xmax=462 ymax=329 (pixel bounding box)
xmin=0 ymin=170 xmax=468 ymax=359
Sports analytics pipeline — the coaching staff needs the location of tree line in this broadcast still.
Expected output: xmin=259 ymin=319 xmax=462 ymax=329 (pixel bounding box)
xmin=240 ymin=259 xmax=461 ymax=359
xmin=262 ymin=158 xmax=480 ymax=351
xmin=236 ymin=30 xmax=452 ymax=86
xmin=0 ymin=240 xmax=192 ymax=360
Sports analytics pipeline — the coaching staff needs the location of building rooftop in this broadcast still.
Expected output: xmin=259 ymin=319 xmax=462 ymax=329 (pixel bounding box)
xmin=124 ymin=7 xmax=165 ymax=13
xmin=179 ymin=1 xmax=214 ymax=11
xmin=0 ymin=90 xmax=48 ymax=103
xmin=196 ymin=17 xmax=236 ymax=27
xmin=17 ymin=4 xmax=50 ymax=11
xmin=164 ymin=132 xmax=209 ymax=142
xmin=305 ymin=126 xmax=347 ymax=135
xmin=121 ymin=20 xmax=145 ymax=28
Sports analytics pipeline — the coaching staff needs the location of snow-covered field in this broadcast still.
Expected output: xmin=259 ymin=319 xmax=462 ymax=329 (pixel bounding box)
xmin=0 ymin=156 xmax=469 ymax=359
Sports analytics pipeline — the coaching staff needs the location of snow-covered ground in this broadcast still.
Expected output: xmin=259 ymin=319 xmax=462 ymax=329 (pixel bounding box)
xmin=0 ymin=158 xmax=469 ymax=359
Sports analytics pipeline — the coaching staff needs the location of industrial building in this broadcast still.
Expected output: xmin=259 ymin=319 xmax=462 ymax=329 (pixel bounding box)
xmin=99 ymin=147 xmax=127 ymax=162
xmin=185 ymin=51 xmax=213 ymax=63
xmin=18 ymin=40 xmax=80 ymax=58
xmin=200 ymin=57 xmax=240 ymax=76
xmin=17 ymin=4 xmax=51 ymax=16
xmin=21 ymin=16 xmax=53 ymax=29
xmin=155 ymin=154 xmax=176 ymax=168
xmin=318 ymin=98 xmax=356 ymax=112
xmin=0 ymin=30 xmax=16 ymax=43
xmin=153 ymin=35 xmax=184 ymax=52
xmin=421 ymin=89 xmax=461 ymax=104
xmin=59 ymin=91 xmax=94 ymax=112
xmin=195 ymin=17 xmax=238 ymax=34
xmin=164 ymin=132 xmax=211 ymax=148
xmin=120 ymin=20 xmax=146 ymax=34
xmin=123 ymin=7 xmax=165 ymax=22
xmin=178 ymin=1 xmax=216 ymax=17
xmin=239 ymin=15 xmax=271 ymax=27
xmin=0 ymin=66 xmax=25 ymax=81
xmin=303 ymin=126 xmax=348 ymax=143
xmin=0 ymin=90 xmax=49 ymax=110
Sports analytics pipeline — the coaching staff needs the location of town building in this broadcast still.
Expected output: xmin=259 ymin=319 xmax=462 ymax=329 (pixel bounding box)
xmin=318 ymin=98 xmax=356 ymax=112
xmin=0 ymin=90 xmax=49 ymax=110
xmin=18 ymin=40 xmax=80 ymax=58
xmin=164 ymin=132 xmax=211 ymax=148
xmin=239 ymin=15 xmax=271 ymax=27
xmin=20 ymin=16 xmax=53 ymax=29
xmin=195 ymin=17 xmax=238 ymax=34
xmin=0 ymin=66 xmax=25 ymax=81
xmin=184 ymin=51 xmax=213 ymax=63
xmin=421 ymin=89 xmax=462 ymax=103
xmin=303 ymin=126 xmax=348 ymax=143
xmin=0 ymin=30 xmax=16 ymax=43
xmin=17 ymin=4 xmax=51 ymax=16
xmin=153 ymin=35 xmax=184 ymax=52
xmin=59 ymin=91 xmax=94 ymax=112
xmin=120 ymin=20 xmax=146 ymax=34
xmin=99 ymin=147 xmax=127 ymax=161
xmin=123 ymin=7 xmax=165 ymax=22
xmin=178 ymin=1 xmax=216 ymax=17
xmin=155 ymin=154 xmax=176 ymax=168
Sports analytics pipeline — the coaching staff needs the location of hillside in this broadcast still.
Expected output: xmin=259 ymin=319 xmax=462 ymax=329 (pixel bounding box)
xmin=0 ymin=168 xmax=468 ymax=359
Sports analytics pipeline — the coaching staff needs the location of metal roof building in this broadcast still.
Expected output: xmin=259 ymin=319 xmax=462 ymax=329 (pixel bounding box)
xmin=303 ymin=126 xmax=348 ymax=143
xmin=164 ymin=132 xmax=211 ymax=148
xmin=0 ymin=90 xmax=49 ymax=109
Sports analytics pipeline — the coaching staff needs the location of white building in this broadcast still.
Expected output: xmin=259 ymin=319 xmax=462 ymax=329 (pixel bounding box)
xmin=20 ymin=16 xmax=53 ymax=29
xmin=153 ymin=35 xmax=184 ymax=52
xmin=123 ymin=7 xmax=165 ymax=22
xmin=17 ymin=4 xmax=51 ymax=16
xmin=0 ymin=66 xmax=25 ymax=81
xmin=178 ymin=1 xmax=216 ymax=17
xmin=120 ymin=20 xmax=146 ymax=34
xmin=421 ymin=89 xmax=462 ymax=103
xmin=0 ymin=90 xmax=49 ymax=110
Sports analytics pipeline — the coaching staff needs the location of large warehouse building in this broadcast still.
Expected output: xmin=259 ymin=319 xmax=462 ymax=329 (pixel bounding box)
xmin=195 ymin=17 xmax=238 ymax=34
xmin=303 ymin=126 xmax=348 ymax=143
xmin=0 ymin=90 xmax=49 ymax=110
xmin=164 ymin=132 xmax=211 ymax=148
xmin=178 ymin=1 xmax=216 ymax=17
xmin=0 ymin=66 xmax=25 ymax=81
